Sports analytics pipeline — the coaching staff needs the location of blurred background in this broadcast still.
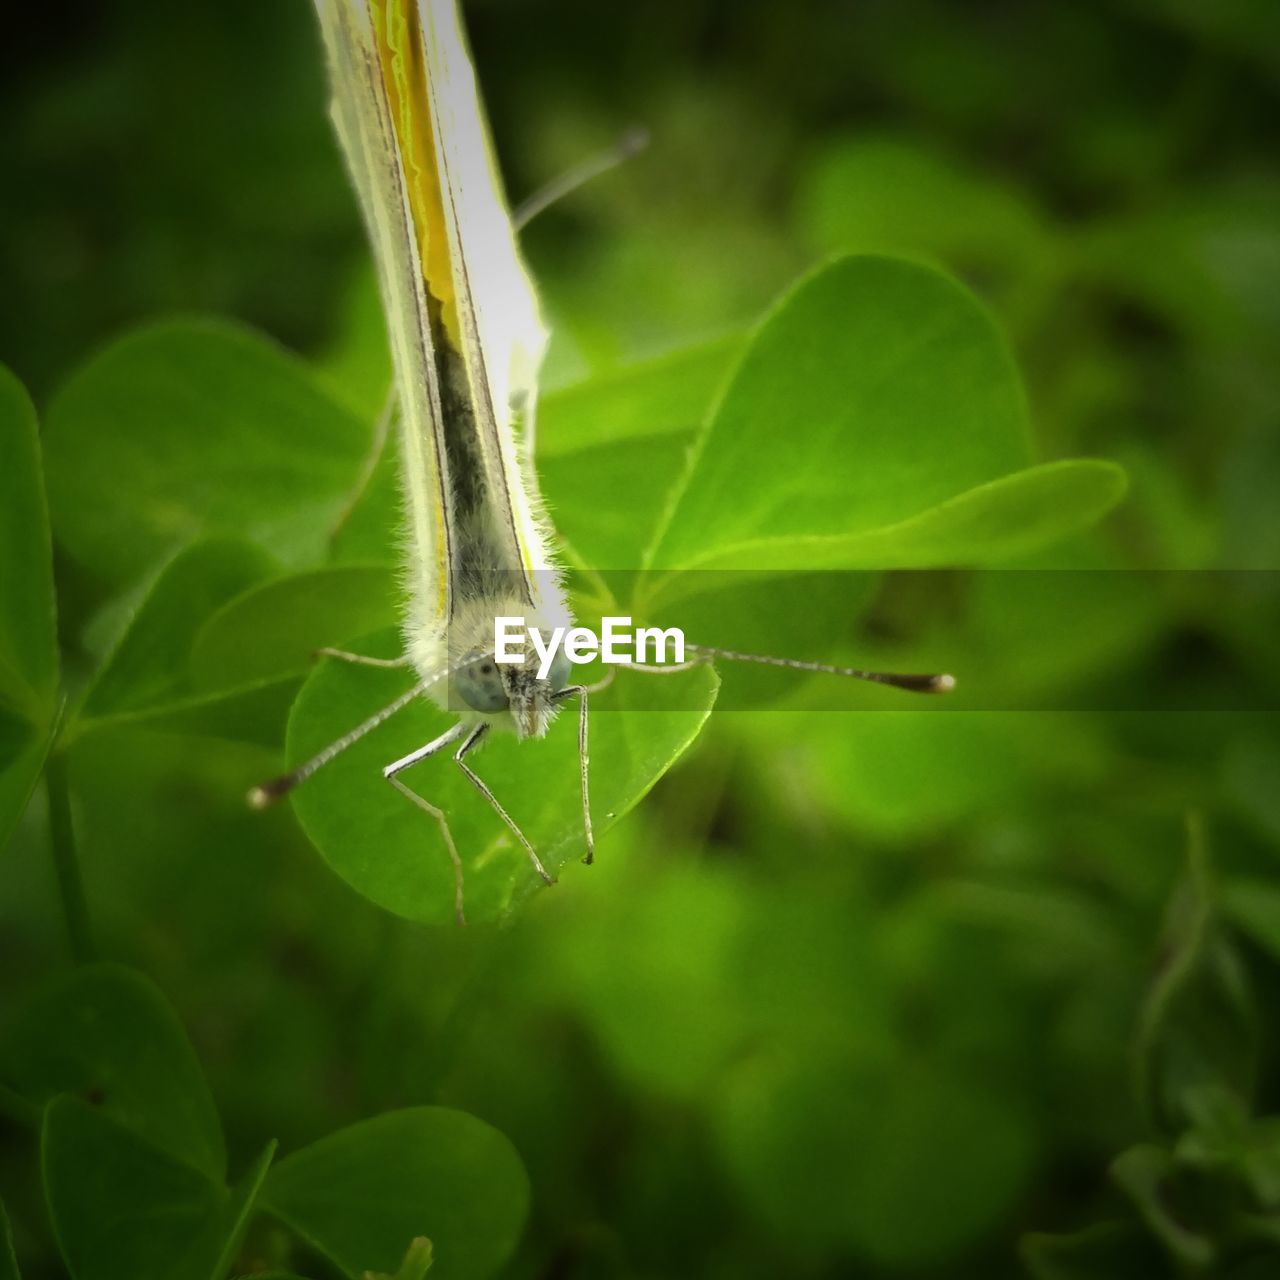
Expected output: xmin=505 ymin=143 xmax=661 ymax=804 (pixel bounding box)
xmin=3 ymin=1 xmax=1280 ymax=1276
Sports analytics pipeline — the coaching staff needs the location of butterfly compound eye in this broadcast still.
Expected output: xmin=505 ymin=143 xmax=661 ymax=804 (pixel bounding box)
xmin=455 ymin=655 xmax=510 ymax=713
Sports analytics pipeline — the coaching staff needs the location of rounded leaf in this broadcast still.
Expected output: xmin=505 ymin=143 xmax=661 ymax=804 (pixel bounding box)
xmin=44 ymin=320 xmax=368 ymax=587
xmin=648 ymin=255 xmax=1033 ymax=570
xmin=262 ymin=1107 xmax=528 ymax=1280
xmin=2 ymin=963 xmax=224 ymax=1180
xmin=284 ymin=631 xmax=717 ymax=924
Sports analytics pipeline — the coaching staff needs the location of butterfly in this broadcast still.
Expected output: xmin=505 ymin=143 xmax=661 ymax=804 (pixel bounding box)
xmin=251 ymin=0 xmax=952 ymax=924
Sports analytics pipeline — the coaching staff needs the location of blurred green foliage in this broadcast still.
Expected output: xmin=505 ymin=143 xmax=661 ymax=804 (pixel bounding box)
xmin=2 ymin=0 xmax=1280 ymax=1277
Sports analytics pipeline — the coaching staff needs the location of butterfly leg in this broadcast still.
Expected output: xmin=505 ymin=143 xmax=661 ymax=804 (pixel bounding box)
xmin=454 ymin=724 xmax=555 ymax=886
xmin=554 ymin=685 xmax=595 ymax=864
xmin=564 ymin=661 xmax=708 ymax=862
xmin=384 ymin=721 xmax=469 ymax=925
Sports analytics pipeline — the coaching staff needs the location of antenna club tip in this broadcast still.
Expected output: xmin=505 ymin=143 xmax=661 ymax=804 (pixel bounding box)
xmin=934 ymin=673 xmax=957 ymax=694
xmin=248 ymin=777 xmax=297 ymax=809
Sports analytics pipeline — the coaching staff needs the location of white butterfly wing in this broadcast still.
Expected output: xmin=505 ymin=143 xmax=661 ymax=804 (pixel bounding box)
xmin=419 ymin=0 xmax=550 ymax=478
xmin=313 ymin=0 xmax=455 ymax=654
xmin=312 ymin=0 xmax=562 ymax=681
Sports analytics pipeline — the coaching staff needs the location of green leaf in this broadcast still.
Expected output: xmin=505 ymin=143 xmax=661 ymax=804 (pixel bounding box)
xmin=190 ymin=565 xmax=400 ymax=693
xmin=646 ymin=255 xmax=1028 ymax=566
xmin=262 ymin=1107 xmax=528 ymax=1280
xmin=284 ymin=630 xmax=717 ymax=924
xmin=644 ymin=256 xmax=1125 ymax=575
xmin=77 ymin=539 xmax=276 ymax=728
xmin=76 ymin=680 xmax=302 ymax=749
xmin=41 ymin=1100 xmax=270 ymax=1280
xmin=0 ymin=365 xmax=58 ymax=724
xmin=540 ymin=433 xmax=692 ymax=571
xmin=43 ymin=1098 xmax=217 ymax=1278
xmin=64 ymin=535 xmax=301 ymax=747
xmin=318 ymin=263 xmax=394 ymax=421
xmin=43 ymin=320 xmax=368 ymax=589
xmin=537 ymin=335 xmax=741 ymax=457
xmin=329 ymin=424 xmax=400 ymax=566
xmin=0 ymin=1200 xmax=20 ymax=1280
xmin=793 ymin=458 xmax=1125 ymax=570
xmin=1 ymin=963 xmax=224 ymax=1180
xmin=644 ymin=458 xmax=1126 ymax=579
xmin=0 ymin=707 xmax=57 ymax=855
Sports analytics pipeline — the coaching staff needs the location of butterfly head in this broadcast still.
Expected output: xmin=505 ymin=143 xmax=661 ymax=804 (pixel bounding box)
xmin=454 ymin=646 xmax=572 ymax=739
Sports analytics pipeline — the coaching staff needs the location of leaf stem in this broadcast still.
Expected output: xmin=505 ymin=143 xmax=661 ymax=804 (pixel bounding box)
xmin=45 ymin=751 xmax=95 ymax=964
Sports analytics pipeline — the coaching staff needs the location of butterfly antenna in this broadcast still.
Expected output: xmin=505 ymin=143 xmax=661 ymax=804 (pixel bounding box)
xmin=247 ymin=676 xmax=433 ymax=809
xmin=513 ymin=125 xmax=650 ymax=230
xmin=687 ymin=644 xmax=955 ymax=694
